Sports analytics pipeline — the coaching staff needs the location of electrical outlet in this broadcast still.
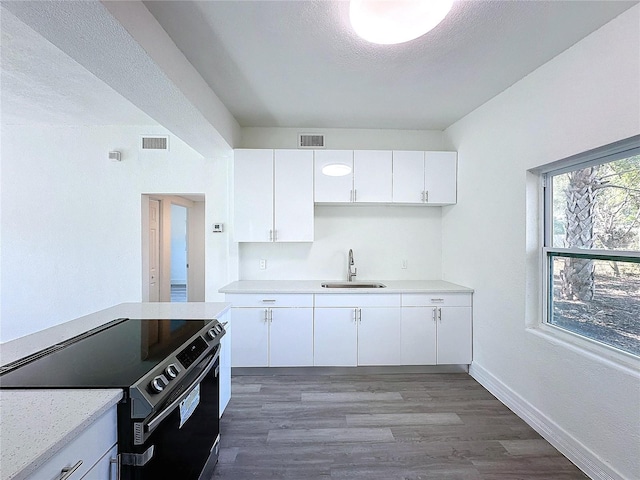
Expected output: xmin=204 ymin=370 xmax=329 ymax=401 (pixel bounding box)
xmin=260 ymin=259 xmax=267 ymax=270
xmin=401 ymin=259 xmax=408 ymax=269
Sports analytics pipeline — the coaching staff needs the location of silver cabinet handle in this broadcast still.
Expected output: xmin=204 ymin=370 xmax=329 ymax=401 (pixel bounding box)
xmin=421 ymin=191 xmax=425 ymax=202
xmin=262 ymin=299 xmax=276 ymax=303
xmin=432 ymin=307 xmax=437 ymax=322
xmin=358 ymin=308 xmax=362 ymax=322
xmin=425 ymin=190 xmax=429 ymax=202
xmin=269 ymin=229 xmax=273 ymax=241
xmin=264 ymin=309 xmax=269 ymax=322
xmin=354 ymin=189 xmax=357 ymax=202
xmin=59 ymin=461 xmax=83 ymax=480
xmin=353 ymin=308 xmax=357 ymax=322
xmin=269 ymin=309 xmax=273 ymax=323
xmin=438 ymin=308 xmax=442 ymax=322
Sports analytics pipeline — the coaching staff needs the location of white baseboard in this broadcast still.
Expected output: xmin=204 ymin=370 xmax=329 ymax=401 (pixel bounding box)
xmin=469 ymin=362 xmax=624 ymax=480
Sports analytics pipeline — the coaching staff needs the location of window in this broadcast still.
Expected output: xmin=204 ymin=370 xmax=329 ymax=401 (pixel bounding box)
xmin=542 ymin=137 xmax=640 ymax=357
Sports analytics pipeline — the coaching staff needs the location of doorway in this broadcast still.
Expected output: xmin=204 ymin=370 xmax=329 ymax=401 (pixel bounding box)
xmin=141 ymin=195 xmax=205 ymax=302
xmin=170 ymin=204 xmax=188 ymax=302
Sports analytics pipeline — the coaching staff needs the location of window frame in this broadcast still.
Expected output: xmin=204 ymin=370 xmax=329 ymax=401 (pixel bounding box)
xmin=540 ymin=136 xmax=640 ymax=359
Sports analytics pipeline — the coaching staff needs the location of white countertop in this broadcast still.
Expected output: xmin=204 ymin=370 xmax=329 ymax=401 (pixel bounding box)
xmin=1 ymin=302 xmax=231 ymax=366
xmin=0 ymin=389 xmax=123 ymax=480
xmin=0 ymin=302 xmax=230 ymax=480
xmin=220 ymin=280 xmax=473 ymax=294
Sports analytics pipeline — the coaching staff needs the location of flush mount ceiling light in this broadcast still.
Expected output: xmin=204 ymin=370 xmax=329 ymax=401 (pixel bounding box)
xmin=322 ymin=163 xmax=352 ymax=176
xmin=349 ymin=0 xmax=454 ymax=45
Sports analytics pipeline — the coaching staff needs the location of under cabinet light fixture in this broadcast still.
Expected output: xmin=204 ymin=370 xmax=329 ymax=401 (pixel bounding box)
xmin=349 ymin=0 xmax=454 ymax=45
xmin=322 ymin=163 xmax=352 ymax=176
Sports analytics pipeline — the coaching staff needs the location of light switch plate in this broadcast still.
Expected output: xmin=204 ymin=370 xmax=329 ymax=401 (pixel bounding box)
xmin=259 ymin=259 xmax=267 ymax=270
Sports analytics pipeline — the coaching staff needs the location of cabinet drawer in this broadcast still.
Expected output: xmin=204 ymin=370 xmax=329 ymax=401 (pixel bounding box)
xmin=30 ymin=406 xmax=117 ymax=480
xmin=226 ymin=293 xmax=314 ymax=308
xmin=402 ymin=293 xmax=471 ymax=307
xmin=315 ymin=294 xmax=401 ymax=308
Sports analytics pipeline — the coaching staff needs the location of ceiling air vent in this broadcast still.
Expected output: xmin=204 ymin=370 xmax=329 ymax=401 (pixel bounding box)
xmin=298 ymin=133 xmax=325 ymax=149
xmin=141 ymin=135 xmax=169 ymax=151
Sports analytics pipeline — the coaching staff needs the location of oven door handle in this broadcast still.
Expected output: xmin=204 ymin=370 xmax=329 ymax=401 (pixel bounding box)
xmin=144 ymin=346 xmax=220 ymax=435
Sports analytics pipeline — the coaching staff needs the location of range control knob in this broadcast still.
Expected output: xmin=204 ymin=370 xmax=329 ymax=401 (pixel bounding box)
xmin=149 ymin=375 xmax=168 ymax=394
xmin=207 ymin=328 xmax=217 ymax=340
xmin=165 ymin=363 xmax=180 ymax=379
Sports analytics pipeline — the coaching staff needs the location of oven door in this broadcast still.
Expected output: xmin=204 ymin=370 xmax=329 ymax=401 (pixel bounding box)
xmin=121 ymin=347 xmax=220 ymax=480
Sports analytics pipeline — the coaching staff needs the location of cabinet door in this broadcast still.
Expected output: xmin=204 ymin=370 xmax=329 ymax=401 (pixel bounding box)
xmin=29 ymin=407 xmax=116 ymax=480
xmin=424 ymin=151 xmax=457 ymax=205
xmin=234 ymin=149 xmax=274 ymax=241
xmin=274 ymin=150 xmax=314 ymax=242
xmin=314 ymin=150 xmax=353 ymax=202
xmin=354 ymin=150 xmax=393 ymax=202
xmin=314 ymin=308 xmax=357 ymax=366
xmin=231 ymin=308 xmax=269 ymax=367
xmin=358 ymin=307 xmax=401 ymax=365
xmin=393 ymin=151 xmax=425 ymax=204
xmin=436 ymin=306 xmax=472 ymax=364
xmin=401 ymin=307 xmax=437 ymax=365
xmin=218 ymin=310 xmax=231 ymax=416
xmin=269 ymin=308 xmax=314 ymax=366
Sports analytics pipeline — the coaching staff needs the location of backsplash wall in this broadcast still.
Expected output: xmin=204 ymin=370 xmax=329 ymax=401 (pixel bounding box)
xmin=239 ymin=205 xmax=442 ymax=280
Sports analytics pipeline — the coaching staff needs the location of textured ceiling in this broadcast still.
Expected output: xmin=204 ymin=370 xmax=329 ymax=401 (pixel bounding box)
xmin=144 ymin=0 xmax=637 ymax=130
xmin=1 ymin=1 xmax=636 ymax=135
xmin=0 ymin=8 xmax=156 ymax=127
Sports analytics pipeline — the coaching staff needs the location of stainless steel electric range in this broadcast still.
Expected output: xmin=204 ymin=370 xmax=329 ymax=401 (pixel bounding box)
xmin=0 ymin=317 xmax=226 ymax=480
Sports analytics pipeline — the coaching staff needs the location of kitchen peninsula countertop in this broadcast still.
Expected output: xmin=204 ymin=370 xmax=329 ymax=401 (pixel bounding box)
xmin=0 ymin=302 xmax=231 ymax=480
xmin=220 ymin=279 xmax=473 ymax=294
xmin=0 ymin=389 xmax=123 ymax=480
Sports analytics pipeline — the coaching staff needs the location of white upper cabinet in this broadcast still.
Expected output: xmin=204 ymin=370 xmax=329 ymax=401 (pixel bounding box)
xmin=314 ymin=150 xmax=354 ymax=202
xmin=392 ymin=150 xmax=426 ymax=204
xmin=392 ymin=150 xmax=457 ymax=205
xmin=234 ymin=149 xmax=273 ymax=242
xmin=315 ymin=150 xmax=393 ymax=203
xmin=234 ymin=149 xmax=313 ymax=242
xmin=353 ymin=150 xmax=393 ymax=202
xmin=424 ymin=151 xmax=457 ymax=204
xmin=274 ymin=149 xmax=314 ymax=241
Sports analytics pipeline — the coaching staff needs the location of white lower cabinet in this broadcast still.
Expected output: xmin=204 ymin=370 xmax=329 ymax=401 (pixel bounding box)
xmin=219 ymin=309 xmax=231 ymax=416
xmin=402 ymin=293 xmax=472 ymax=365
xmin=314 ymin=294 xmax=402 ymax=366
xmin=227 ymin=294 xmax=314 ymax=367
xmin=313 ymin=308 xmax=357 ymax=366
xmin=400 ymin=307 xmax=437 ymax=365
xmin=30 ymin=405 xmax=117 ymax=480
xmin=227 ymin=291 xmax=472 ymax=369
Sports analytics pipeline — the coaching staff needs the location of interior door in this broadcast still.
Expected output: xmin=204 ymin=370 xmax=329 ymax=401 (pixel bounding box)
xmin=149 ymin=199 xmax=160 ymax=302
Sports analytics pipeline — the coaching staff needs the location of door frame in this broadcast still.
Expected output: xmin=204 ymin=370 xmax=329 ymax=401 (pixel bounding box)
xmin=141 ymin=194 xmax=205 ymax=302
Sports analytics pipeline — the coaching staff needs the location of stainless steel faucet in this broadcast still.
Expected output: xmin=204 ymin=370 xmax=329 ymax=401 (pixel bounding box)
xmin=348 ymin=249 xmax=357 ymax=282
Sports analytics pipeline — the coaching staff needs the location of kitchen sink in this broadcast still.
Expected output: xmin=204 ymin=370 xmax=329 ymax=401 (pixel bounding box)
xmin=321 ymin=282 xmax=386 ymax=289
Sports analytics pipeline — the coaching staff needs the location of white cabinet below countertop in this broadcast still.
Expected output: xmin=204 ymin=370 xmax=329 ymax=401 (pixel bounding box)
xmin=223 ymin=283 xmax=473 ymax=369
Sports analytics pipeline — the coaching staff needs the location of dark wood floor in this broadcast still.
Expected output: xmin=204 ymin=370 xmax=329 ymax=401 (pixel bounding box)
xmin=214 ymin=373 xmax=588 ymax=479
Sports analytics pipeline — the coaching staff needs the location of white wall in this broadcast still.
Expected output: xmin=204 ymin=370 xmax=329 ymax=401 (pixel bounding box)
xmin=0 ymin=125 xmax=231 ymax=342
xmin=240 ymin=205 xmax=442 ymax=280
xmin=443 ymin=6 xmax=640 ymax=480
xmin=237 ymin=127 xmax=450 ymax=280
xmin=241 ymin=127 xmax=452 ymax=150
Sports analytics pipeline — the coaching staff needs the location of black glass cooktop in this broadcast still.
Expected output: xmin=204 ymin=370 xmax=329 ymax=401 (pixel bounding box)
xmin=0 ymin=318 xmax=213 ymax=389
